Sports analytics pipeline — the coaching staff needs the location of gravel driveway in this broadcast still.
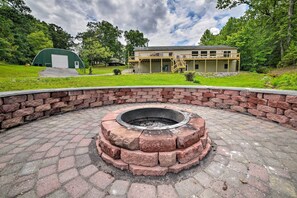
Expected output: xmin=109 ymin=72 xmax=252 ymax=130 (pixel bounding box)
xmin=40 ymin=68 xmax=79 ymax=77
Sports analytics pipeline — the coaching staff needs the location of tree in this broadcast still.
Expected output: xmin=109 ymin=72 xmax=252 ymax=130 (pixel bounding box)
xmin=80 ymin=38 xmax=113 ymax=67
xmin=48 ymin=24 xmax=73 ymax=49
xmin=0 ymin=0 xmax=31 ymax=13
xmin=124 ymin=29 xmax=149 ymax=63
xmin=77 ymin=20 xmax=123 ymax=62
xmin=27 ymin=31 xmax=53 ymax=55
xmin=199 ymin=29 xmax=215 ymax=45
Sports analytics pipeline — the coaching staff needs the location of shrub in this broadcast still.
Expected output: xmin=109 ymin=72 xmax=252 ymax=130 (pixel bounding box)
xmin=184 ymin=71 xmax=196 ymax=81
xmin=113 ymin=68 xmax=121 ymax=75
xmin=271 ymin=73 xmax=297 ymax=89
xmin=256 ymin=67 xmax=270 ymax=74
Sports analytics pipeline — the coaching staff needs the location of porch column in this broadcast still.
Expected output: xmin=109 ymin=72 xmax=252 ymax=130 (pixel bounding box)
xmin=216 ymin=59 xmax=218 ymax=73
xmin=138 ymin=61 xmax=140 ymax=73
xmin=228 ymin=59 xmax=230 ymax=72
xmin=160 ymin=58 xmax=163 ymax=73
xmin=238 ymin=59 xmax=241 ymax=72
xmin=150 ymin=59 xmax=152 ymax=73
xmin=204 ymin=59 xmax=207 ymax=73
xmin=193 ymin=59 xmax=195 ymax=71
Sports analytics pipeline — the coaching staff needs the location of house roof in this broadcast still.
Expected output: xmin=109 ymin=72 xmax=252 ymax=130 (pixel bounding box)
xmin=134 ymin=45 xmax=237 ymax=51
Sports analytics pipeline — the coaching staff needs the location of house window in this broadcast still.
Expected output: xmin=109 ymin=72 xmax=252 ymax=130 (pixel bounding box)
xmin=224 ymin=51 xmax=231 ymax=57
xmin=201 ymin=51 xmax=207 ymax=57
xmin=224 ymin=64 xmax=228 ymax=69
xmin=169 ymin=52 xmax=173 ymax=56
xmin=192 ymin=51 xmax=198 ymax=56
xmin=210 ymin=51 xmax=216 ymax=57
xmin=195 ymin=64 xmax=199 ymax=70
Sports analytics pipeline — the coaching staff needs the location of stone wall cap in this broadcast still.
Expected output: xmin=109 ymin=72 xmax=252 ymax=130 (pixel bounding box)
xmin=0 ymin=86 xmax=297 ymax=97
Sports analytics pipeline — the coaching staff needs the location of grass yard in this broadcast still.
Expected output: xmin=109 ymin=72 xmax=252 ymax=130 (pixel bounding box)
xmin=0 ymin=63 xmax=296 ymax=91
xmin=0 ymin=63 xmax=45 ymax=78
xmin=76 ymin=65 xmax=127 ymax=75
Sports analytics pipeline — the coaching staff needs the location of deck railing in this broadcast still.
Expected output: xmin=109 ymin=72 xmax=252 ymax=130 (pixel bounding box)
xmin=129 ymin=53 xmax=240 ymax=61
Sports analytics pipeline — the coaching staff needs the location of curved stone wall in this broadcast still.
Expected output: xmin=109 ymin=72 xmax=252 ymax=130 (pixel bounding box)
xmin=0 ymin=86 xmax=297 ymax=131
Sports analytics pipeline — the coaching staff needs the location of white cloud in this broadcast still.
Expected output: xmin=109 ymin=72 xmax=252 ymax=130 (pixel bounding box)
xmin=24 ymin=0 xmax=247 ymax=46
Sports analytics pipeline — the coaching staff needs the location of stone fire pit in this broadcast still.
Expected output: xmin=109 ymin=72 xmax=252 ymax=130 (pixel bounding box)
xmin=96 ymin=105 xmax=212 ymax=176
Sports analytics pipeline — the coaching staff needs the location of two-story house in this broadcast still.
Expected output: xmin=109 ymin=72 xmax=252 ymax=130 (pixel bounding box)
xmin=128 ymin=45 xmax=240 ymax=73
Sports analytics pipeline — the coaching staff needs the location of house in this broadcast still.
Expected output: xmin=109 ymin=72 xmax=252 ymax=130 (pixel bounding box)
xmin=128 ymin=45 xmax=240 ymax=73
xmin=32 ymin=48 xmax=84 ymax=69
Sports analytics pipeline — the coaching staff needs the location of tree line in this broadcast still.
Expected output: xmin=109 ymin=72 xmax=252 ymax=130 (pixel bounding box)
xmin=0 ymin=0 xmax=149 ymax=66
xmin=200 ymin=0 xmax=297 ymax=71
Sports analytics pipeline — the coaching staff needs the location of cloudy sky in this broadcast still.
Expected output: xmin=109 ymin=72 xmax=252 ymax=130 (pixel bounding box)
xmin=24 ymin=0 xmax=247 ymax=46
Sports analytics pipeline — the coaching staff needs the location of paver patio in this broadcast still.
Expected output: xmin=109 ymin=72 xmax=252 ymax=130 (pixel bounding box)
xmin=0 ymin=103 xmax=296 ymax=198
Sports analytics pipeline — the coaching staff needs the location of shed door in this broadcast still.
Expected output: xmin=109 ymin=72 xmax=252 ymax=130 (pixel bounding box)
xmin=51 ymin=54 xmax=68 ymax=68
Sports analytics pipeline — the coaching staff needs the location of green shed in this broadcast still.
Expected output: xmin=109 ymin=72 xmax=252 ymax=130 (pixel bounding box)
xmin=32 ymin=48 xmax=84 ymax=69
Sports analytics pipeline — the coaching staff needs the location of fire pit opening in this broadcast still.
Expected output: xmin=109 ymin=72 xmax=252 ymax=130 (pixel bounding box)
xmin=116 ymin=107 xmax=190 ymax=130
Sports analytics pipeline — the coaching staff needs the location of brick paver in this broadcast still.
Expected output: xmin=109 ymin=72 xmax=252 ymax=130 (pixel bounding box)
xmin=0 ymin=103 xmax=297 ymax=197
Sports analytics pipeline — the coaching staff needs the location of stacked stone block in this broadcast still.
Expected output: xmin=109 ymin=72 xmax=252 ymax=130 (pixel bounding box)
xmin=0 ymin=87 xmax=296 ymax=130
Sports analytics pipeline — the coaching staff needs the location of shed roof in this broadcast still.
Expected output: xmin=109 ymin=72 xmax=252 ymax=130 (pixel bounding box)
xmin=135 ymin=45 xmax=237 ymax=51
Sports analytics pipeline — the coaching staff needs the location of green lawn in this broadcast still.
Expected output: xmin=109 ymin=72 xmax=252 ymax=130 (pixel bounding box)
xmin=76 ymin=66 xmax=127 ymax=75
xmin=0 ymin=63 xmax=296 ymax=92
xmin=0 ymin=63 xmax=45 ymax=78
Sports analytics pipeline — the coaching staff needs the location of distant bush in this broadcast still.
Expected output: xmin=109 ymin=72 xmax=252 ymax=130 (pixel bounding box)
xmin=256 ymin=67 xmax=270 ymax=74
xmin=113 ymin=68 xmax=121 ymax=75
xmin=184 ymin=71 xmax=196 ymax=81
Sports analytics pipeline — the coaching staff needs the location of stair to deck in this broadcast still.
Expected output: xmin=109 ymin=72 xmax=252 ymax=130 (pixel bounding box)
xmin=171 ymin=58 xmax=186 ymax=73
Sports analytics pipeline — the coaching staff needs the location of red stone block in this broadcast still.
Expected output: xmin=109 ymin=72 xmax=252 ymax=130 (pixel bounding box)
xmin=169 ymin=156 xmax=199 ymax=173
xmin=176 ymin=141 xmax=203 ymax=164
xmin=211 ymin=98 xmax=222 ymax=103
xmin=69 ymin=99 xmax=83 ymax=106
xmin=286 ymin=96 xmax=297 ymax=104
xmin=289 ymin=119 xmax=297 ymax=128
xmin=257 ymin=104 xmax=276 ymax=113
xmin=216 ymin=103 xmax=230 ymax=109
xmin=203 ymin=101 xmax=216 ymax=107
xmin=101 ymin=153 xmax=128 ymax=170
xmin=13 ymin=107 xmax=34 ymax=117
xmin=231 ymin=106 xmax=247 ymax=113
xmin=77 ymin=95 xmax=91 ymax=100
xmin=99 ymin=135 xmax=121 ymax=159
xmin=45 ymin=98 xmax=60 ymax=104
xmin=52 ymin=102 xmax=67 ymax=109
xmin=232 ymin=95 xmax=247 ymax=102
xmin=223 ymin=99 xmax=239 ymax=105
xmin=1 ymin=103 xmax=20 ymax=113
xmin=216 ymin=94 xmax=230 ymax=100
xmin=1 ymin=117 xmax=23 ymax=128
xmin=61 ymin=106 xmax=75 ymax=112
xmin=121 ymin=148 xmax=158 ymax=167
xmin=139 ymin=132 xmax=176 ymax=152
xmin=200 ymin=130 xmax=208 ymax=148
xmin=176 ymin=126 xmax=200 ymax=149
xmin=159 ymin=151 xmax=176 ymax=167
xmin=35 ymin=104 xmax=51 ymax=112
xmin=248 ymin=97 xmax=267 ymax=105
xmin=276 ymin=108 xmax=284 ymax=115
xmin=129 ymin=165 xmax=168 ymax=176
xmin=34 ymin=93 xmax=50 ymax=99
xmin=199 ymin=143 xmax=211 ymax=160
xmin=0 ymin=98 xmax=2 ymax=105
xmin=248 ymin=109 xmax=266 ymax=117
xmin=23 ymin=99 xmax=43 ymax=107
xmin=268 ymin=101 xmax=290 ymax=109
xmin=109 ymin=127 xmax=141 ymax=150
xmin=3 ymin=95 xmax=27 ymax=104
xmin=203 ymin=92 xmax=215 ymax=98
xmin=263 ymin=94 xmax=285 ymax=101
xmin=51 ymin=91 xmax=68 ymax=98
xmin=188 ymin=117 xmax=205 ymax=137
xmin=266 ymin=113 xmax=289 ymax=124
xmin=224 ymin=90 xmax=239 ymax=96
xmin=25 ymin=112 xmax=44 ymax=121
xmin=61 ymin=96 xmax=77 ymax=102
xmin=284 ymin=109 xmax=297 ymax=120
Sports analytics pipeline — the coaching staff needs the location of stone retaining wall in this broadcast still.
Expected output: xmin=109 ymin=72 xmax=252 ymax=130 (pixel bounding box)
xmin=0 ymin=86 xmax=297 ymax=131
